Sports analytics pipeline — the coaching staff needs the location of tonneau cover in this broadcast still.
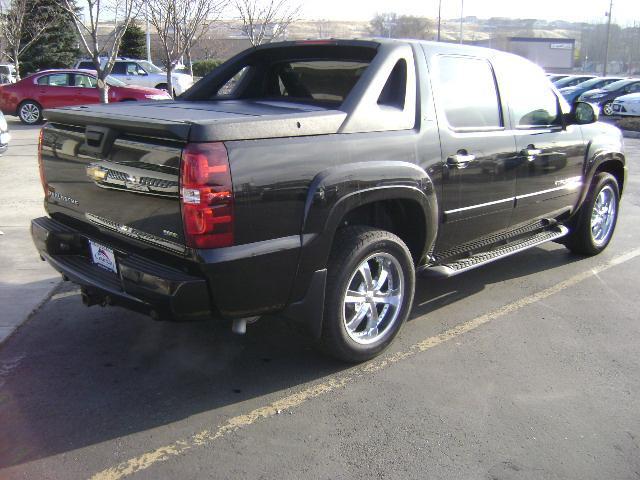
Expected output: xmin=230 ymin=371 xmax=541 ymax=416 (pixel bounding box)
xmin=45 ymin=100 xmax=347 ymax=142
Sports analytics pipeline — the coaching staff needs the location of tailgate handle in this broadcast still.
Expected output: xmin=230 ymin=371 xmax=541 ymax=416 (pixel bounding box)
xmin=85 ymin=130 xmax=103 ymax=147
xmin=84 ymin=126 xmax=115 ymax=155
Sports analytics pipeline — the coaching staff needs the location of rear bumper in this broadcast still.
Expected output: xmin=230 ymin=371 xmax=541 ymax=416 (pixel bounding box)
xmin=31 ymin=216 xmax=213 ymax=321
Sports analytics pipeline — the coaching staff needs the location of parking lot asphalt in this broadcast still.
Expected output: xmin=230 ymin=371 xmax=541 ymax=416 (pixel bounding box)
xmin=0 ymin=127 xmax=638 ymax=479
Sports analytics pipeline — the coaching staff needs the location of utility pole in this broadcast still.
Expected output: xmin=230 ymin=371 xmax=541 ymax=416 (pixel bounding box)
xmin=437 ymin=0 xmax=442 ymax=41
xmin=145 ymin=1 xmax=151 ymax=62
xmin=459 ymin=0 xmax=464 ymax=44
xmin=603 ymin=0 xmax=613 ymax=76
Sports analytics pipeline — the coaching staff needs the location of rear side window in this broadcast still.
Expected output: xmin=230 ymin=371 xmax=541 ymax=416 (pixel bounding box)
xmin=436 ymin=56 xmax=502 ymax=130
xmin=37 ymin=74 xmax=70 ymax=86
xmin=502 ymin=59 xmax=561 ymax=128
xmin=217 ymin=66 xmax=249 ymax=96
xmin=77 ymin=61 xmax=93 ymax=70
xmin=111 ymin=63 xmax=127 ymax=75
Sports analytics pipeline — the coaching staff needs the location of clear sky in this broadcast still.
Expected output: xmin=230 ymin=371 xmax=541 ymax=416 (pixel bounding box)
xmin=289 ymin=0 xmax=639 ymax=24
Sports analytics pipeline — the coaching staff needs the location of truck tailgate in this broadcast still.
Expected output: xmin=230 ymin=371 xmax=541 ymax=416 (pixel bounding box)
xmin=41 ymin=99 xmax=346 ymax=255
xmin=41 ymin=122 xmax=187 ymax=254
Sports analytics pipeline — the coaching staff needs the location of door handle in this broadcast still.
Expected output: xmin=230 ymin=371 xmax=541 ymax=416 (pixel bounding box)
xmin=447 ymin=151 xmax=476 ymax=169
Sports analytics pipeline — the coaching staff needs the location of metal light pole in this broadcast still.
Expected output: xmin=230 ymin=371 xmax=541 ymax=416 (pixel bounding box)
xmin=437 ymin=0 xmax=442 ymax=42
xmin=603 ymin=0 xmax=613 ymax=76
xmin=459 ymin=0 xmax=464 ymax=44
xmin=145 ymin=1 xmax=151 ymax=62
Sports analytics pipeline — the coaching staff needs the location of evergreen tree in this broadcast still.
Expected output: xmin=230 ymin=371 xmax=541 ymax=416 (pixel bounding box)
xmin=119 ymin=23 xmax=146 ymax=59
xmin=20 ymin=0 xmax=79 ymax=75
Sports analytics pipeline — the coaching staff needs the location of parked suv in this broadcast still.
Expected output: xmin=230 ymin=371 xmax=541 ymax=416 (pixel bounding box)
xmin=35 ymin=40 xmax=625 ymax=362
xmin=75 ymin=58 xmax=193 ymax=95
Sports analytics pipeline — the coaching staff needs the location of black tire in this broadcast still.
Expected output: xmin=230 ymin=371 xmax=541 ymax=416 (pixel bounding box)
xmin=564 ymin=172 xmax=620 ymax=256
xmin=602 ymin=101 xmax=614 ymax=116
xmin=320 ymin=226 xmax=415 ymax=363
xmin=18 ymin=100 xmax=43 ymax=125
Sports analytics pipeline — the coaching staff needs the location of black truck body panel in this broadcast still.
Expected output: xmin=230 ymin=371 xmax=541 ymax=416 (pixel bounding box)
xmin=32 ymin=38 xmax=626 ymax=331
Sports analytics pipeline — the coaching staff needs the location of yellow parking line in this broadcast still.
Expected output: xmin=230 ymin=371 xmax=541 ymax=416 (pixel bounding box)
xmin=90 ymin=247 xmax=640 ymax=480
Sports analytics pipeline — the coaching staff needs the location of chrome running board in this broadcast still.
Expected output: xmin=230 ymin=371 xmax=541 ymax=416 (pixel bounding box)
xmin=423 ymin=225 xmax=569 ymax=277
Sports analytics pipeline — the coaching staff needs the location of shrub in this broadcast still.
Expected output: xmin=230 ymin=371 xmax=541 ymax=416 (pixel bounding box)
xmin=192 ymin=60 xmax=224 ymax=78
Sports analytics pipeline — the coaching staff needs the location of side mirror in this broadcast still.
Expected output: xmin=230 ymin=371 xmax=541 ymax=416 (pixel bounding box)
xmin=571 ymin=101 xmax=598 ymax=125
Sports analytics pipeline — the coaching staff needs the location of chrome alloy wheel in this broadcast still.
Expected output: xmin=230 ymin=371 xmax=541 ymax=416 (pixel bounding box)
xmin=591 ymin=185 xmax=617 ymax=246
xmin=20 ymin=103 xmax=40 ymax=124
xmin=602 ymin=102 xmax=614 ymax=116
xmin=342 ymin=252 xmax=404 ymax=345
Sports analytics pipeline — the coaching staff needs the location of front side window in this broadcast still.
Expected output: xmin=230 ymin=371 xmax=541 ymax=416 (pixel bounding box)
xmin=74 ymin=74 xmax=96 ymax=88
xmin=126 ymin=63 xmax=146 ymax=75
xmin=37 ymin=73 xmax=70 ymax=87
xmin=502 ymin=60 xmax=560 ymax=128
xmin=625 ymin=82 xmax=640 ymax=94
xmin=436 ymin=56 xmax=502 ymax=129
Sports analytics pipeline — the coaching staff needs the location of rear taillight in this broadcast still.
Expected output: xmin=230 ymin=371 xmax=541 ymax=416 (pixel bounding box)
xmin=180 ymin=142 xmax=234 ymax=249
xmin=37 ymin=128 xmax=48 ymax=195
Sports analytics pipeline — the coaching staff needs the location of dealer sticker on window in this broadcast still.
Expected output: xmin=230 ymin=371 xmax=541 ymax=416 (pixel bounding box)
xmin=89 ymin=241 xmax=118 ymax=274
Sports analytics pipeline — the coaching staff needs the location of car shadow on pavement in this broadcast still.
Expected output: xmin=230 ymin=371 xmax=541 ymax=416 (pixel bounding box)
xmin=0 ymin=244 xmax=584 ymax=470
xmin=411 ymin=244 xmax=583 ymax=320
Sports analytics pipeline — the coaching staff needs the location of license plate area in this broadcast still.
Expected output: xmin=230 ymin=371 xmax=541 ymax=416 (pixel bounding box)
xmin=89 ymin=240 xmax=118 ymax=274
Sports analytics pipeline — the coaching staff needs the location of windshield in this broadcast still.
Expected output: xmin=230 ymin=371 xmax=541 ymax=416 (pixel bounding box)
xmin=105 ymin=75 xmax=127 ymax=86
xmin=138 ymin=61 xmax=163 ymax=74
xmin=602 ymin=79 xmax=634 ymax=91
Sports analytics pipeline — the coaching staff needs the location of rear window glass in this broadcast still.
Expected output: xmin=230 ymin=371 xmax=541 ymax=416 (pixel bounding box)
xmin=77 ymin=62 xmax=93 ymax=70
xmin=264 ymin=60 xmax=368 ymax=103
xmin=198 ymin=45 xmax=377 ymax=106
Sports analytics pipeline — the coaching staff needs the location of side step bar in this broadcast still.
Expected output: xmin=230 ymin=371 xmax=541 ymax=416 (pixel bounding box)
xmin=423 ymin=225 xmax=569 ymax=277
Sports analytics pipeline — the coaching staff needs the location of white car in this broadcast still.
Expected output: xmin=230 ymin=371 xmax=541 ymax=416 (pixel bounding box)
xmin=74 ymin=58 xmax=193 ymax=95
xmin=612 ymin=93 xmax=640 ymax=117
xmin=0 ymin=64 xmax=17 ymax=84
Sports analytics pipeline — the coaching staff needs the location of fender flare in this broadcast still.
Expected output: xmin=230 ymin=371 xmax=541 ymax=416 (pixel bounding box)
xmin=302 ymin=160 xmax=438 ymax=268
xmin=284 ymin=161 xmax=438 ymax=337
xmin=576 ymin=148 xmax=626 ymax=209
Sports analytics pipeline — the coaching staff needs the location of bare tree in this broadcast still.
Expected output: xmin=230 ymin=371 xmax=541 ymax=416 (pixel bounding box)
xmin=369 ymin=13 xmax=433 ymax=40
xmin=0 ymin=0 xmax=55 ymax=79
xmin=147 ymin=0 xmax=226 ymax=97
xmin=235 ymin=0 xmax=300 ymax=47
xmin=60 ymin=0 xmax=140 ymax=103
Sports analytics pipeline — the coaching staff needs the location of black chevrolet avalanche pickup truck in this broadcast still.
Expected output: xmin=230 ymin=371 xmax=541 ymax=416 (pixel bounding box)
xmin=32 ymin=39 xmax=626 ymax=362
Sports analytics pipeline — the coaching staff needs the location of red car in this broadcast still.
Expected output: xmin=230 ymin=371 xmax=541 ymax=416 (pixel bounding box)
xmin=0 ymin=69 xmax=172 ymax=124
